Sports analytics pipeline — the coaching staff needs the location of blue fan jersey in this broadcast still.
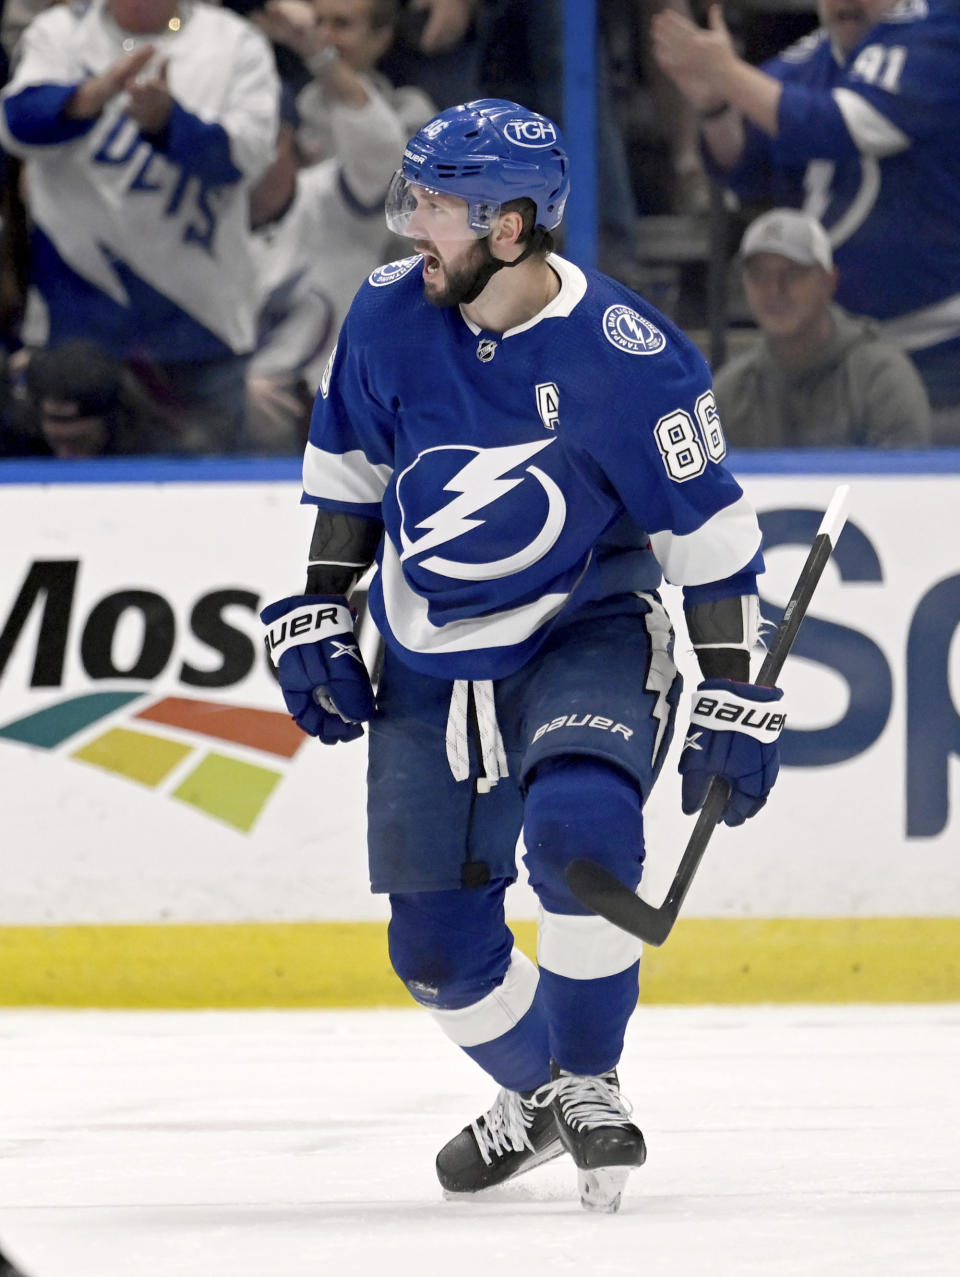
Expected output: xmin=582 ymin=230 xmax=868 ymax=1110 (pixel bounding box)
xmin=302 ymin=253 xmax=762 ymax=680
xmin=720 ymin=0 xmax=960 ymax=391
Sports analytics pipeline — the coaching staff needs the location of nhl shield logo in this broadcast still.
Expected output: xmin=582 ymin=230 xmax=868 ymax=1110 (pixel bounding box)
xmin=602 ymin=305 xmax=667 ymax=355
xmin=477 ymin=339 xmax=498 ymax=363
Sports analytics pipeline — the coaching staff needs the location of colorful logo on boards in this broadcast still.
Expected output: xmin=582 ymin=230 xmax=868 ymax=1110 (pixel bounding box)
xmin=0 ymin=692 xmax=305 ymax=833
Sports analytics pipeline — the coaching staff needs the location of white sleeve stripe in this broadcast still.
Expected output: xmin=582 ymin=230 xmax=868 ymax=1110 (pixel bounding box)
xmin=832 ymin=88 xmax=910 ymax=157
xmin=537 ymin=905 xmax=644 ymax=978
xmin=302 ymin=442 xmax=392 ymax=506
xmin=649 ymin=494 xmax=762 ymax=588
xmin=427 ymin=949 xmax=539 ymax=1047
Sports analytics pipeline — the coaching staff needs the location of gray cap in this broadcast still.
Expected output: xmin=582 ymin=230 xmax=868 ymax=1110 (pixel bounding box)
xmin=740 ymin=208 xmax=833 ymax=271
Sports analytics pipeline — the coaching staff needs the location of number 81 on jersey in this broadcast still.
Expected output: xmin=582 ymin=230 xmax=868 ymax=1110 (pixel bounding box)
xmin=655 ymin=390 xmax=726 ymax=482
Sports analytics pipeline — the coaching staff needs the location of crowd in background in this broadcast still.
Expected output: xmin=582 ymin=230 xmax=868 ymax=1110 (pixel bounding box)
xmin=0 ymin=0 xmax=954 ymax=458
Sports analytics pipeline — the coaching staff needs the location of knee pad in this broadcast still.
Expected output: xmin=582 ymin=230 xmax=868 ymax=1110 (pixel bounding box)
xmin=523 ymin=755 xmax=644 ymax=914
xmin=387 ymin=882 xmax=513 ymax=1009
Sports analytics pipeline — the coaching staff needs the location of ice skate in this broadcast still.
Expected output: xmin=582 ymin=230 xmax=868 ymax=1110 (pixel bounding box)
xmin=540 ymin=1065 xmax=646 ymax=1213
xmin=436 ymin=1085 xmax=564 ymax=1194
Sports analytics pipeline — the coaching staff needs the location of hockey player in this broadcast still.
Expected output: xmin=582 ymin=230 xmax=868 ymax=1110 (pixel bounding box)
xmin=651 ymin=0 xmax=960 ymax=438
xmin=261 ymin=99 xmax=784 ymax=1212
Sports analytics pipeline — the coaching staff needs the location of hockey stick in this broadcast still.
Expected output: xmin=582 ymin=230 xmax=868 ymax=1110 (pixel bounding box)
xmin=565 ymin=484 xmax=850 ymax=946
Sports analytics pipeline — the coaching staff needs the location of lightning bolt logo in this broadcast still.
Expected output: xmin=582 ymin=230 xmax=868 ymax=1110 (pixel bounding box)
xmin=397 ymin=441 xmax=566 ymax=581
xmin=642 ymin=600 xmax=679 ymax=764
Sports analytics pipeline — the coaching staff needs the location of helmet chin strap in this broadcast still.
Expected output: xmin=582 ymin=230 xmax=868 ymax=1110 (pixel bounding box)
xmin=460 ymin=230 xmax=545 ymax=304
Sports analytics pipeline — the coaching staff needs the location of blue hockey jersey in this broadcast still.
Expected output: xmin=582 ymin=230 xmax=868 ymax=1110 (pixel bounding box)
xmin=720 ymin=0 xmax=960 ymax=390
xmin=302 ymin=253 xmax=762 ymax=680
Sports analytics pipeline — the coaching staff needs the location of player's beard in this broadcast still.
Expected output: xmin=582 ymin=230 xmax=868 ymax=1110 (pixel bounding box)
xmin=421 ymin=239 xmax=492 ymax=308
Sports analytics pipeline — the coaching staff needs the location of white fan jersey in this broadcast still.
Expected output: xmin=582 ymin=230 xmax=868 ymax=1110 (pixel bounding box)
xmin=0 ymin=0 xmax=279 ymax=361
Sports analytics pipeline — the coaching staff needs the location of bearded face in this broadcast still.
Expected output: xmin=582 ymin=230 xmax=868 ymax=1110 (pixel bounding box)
xmin=415 ymin=236 xmax=495 ymax=308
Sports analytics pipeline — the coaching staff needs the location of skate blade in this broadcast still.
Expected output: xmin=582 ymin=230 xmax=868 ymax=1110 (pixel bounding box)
xmin=578 ymin=1166 xmax=630 ymax=1213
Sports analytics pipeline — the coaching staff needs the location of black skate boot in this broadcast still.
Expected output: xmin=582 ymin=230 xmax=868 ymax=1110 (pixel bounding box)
xmin=436 ymin=1085 xmax=564 ymax=1194
xmin=541 ymin=1064 xmax=646 ymax=1213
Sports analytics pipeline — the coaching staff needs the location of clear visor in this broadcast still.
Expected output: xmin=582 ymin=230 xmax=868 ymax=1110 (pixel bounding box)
xmin=385 ymin=171 xmax=501 ymax=241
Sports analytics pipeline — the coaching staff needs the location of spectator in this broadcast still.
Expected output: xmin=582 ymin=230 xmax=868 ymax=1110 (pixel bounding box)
xmin=714 ymin=208 xmax=930 ymax=449
xmin=633 ymin=1 xmax=711 ymax=215
xmin=0 ymin=155 xmax=28 ymax=344
xmin=222 ymin=0 xmax=316 ymax=96
xmin=1 ymin=340 xmax=180 ymax=457
xmin=246 ymin=92 xmax=317 ymax=453
xmin=244 ymin=4 xmax=434 ymax=451
xmin=1 ymin=1 xmax=48 ymax=64
xmin=651 ymin=0 xmax=960 ymax=441
xmin=0 ymin=0 xmax=280 ymax=452
xmin=379 ymin=0 xmax=484 ymax=109
xmin=256 ymin=0 xmax=434 ymax=169
xmin=477 ymin=1 xmax=642 ymax=276
xmin=376 ymin=3 xmax=643 ymax=279
xmin=247 ymin=78 xmax=408 ymax=450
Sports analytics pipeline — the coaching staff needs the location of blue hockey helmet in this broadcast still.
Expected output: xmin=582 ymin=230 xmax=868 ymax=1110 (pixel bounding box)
xmin=385 ymin=99 xmax=570 ymax=238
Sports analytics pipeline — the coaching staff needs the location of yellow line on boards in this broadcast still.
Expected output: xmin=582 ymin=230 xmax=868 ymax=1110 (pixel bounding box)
xmin=1 ymin=918 xmax=958 ymax=1008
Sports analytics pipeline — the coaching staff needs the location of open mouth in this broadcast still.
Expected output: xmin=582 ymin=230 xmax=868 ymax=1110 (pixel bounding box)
xmin=415 ymin=242 xmax=441 ymax=277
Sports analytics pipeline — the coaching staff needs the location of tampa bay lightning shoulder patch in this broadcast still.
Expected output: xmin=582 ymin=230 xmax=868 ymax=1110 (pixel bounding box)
xmin=602 ymin=304 xmax=667 ymax=356
xmin=369 ymin=256 xmax=422 ymax=287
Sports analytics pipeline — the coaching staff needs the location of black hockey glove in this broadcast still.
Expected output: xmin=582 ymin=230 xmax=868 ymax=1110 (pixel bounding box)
xmin=261 ymin=594 xmax=375 ymax=743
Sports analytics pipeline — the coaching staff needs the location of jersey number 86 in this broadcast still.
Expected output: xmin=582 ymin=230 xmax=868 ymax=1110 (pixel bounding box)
xmin=655 ymin=390 xmax=727 ymax=482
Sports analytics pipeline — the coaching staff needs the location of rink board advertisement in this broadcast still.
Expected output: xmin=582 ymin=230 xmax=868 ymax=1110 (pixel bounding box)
xmin=1 ymin=455 xmax=959 ymax=1004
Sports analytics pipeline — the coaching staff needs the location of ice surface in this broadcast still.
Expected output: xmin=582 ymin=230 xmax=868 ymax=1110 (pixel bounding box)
xmin=0 ymin=1006 xmax=958 ymax=1276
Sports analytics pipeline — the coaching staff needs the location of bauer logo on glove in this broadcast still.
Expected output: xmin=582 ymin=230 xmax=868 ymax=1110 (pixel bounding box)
xmin=260 ymin=594 xmax=376 ymax=744
xmin=689 ymin=691 xmax=785 ymax=739
xmin=680 ymin=678 xmax=786 ymax=827
xmin=263 ymin=599 xmax=354 ymax=661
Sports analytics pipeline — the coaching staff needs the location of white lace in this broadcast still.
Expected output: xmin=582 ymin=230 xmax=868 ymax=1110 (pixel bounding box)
xmin=471 ymin=1088 xmax=534 ymax=1166
xmin=533 ymin=1072 xmax=634 ymax=1132
xmin=445 ymin=679 xmax=509 ymax=792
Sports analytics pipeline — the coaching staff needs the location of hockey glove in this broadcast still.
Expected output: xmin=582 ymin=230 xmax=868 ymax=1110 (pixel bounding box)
xmin=261 ymin=594 xmax=375 ymax=743
xmin=679 ymin=679 xmax=786 ymax=827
